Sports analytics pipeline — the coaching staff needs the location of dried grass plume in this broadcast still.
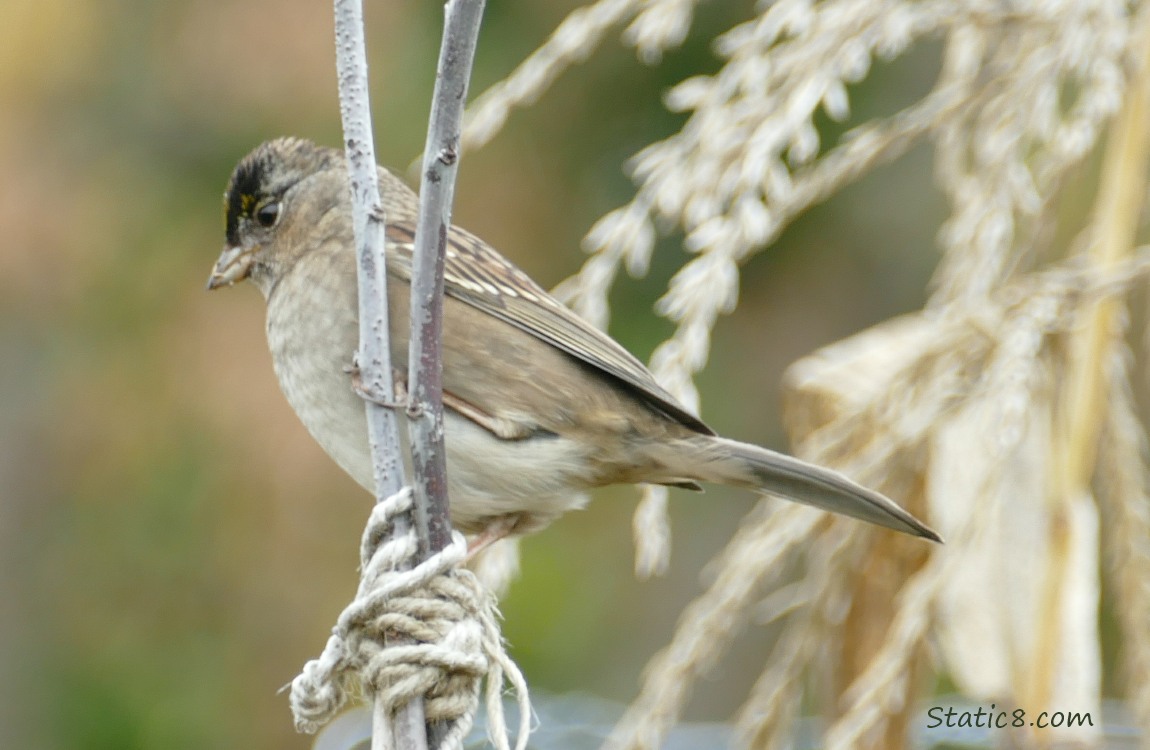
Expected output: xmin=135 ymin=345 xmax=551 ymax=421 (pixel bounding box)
xmin=463 ymin=0 xmax=1150 ymax=747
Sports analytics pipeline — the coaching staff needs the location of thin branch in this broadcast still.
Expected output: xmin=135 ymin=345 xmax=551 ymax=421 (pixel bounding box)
xmin=404 ymin=3 xmax=488 ymax=743
xmin=335 ymin=0 xmax=406 ymax=502
xmin=407 ymin=0 xmax=488 ymax=559
xmin=335 ymin=0 xmax=490 ymax=741
xmin=334 ymin=0 xmax=426 ymax=748
xmin=335 ymin=0 xmax=497 ymax=736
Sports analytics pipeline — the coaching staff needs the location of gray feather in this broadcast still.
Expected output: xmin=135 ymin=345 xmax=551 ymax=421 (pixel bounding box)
xmin=663 ymin=436 xmax=941 ymax=541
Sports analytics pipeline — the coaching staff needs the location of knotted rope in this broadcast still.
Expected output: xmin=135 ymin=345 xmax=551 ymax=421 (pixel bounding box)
xmin=289 ymin=487 xmax=531 ymax=750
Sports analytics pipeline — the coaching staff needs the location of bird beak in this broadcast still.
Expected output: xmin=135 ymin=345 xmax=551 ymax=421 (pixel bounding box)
xmin=206 ymin=245 xmax=254 ymax=290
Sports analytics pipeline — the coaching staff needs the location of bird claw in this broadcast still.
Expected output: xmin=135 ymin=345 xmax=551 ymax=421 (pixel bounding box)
xmin=345 ymin=357 xmax=410 ymax=411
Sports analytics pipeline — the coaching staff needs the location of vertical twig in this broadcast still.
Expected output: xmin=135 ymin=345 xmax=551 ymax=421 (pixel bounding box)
xmin=333 ymin=1 xmax=427 ymax=749
xmin=407 ymin=0 xmax=488 ymax=559
xmin=406 ymin=1 xmax=488 ymax=747
xmin=335 ymin=0 xmax=405 ymax=503
xmin=335 ymin=1 xmax=488 ymax=749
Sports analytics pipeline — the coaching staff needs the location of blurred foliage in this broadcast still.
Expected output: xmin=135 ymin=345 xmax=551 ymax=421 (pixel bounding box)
xmin=0 ymin=1 xmax=959 ymax=748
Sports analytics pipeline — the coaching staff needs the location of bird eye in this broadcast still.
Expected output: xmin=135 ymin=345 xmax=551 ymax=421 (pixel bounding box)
xmin=255 ymin=201 xmax=280 ymax=228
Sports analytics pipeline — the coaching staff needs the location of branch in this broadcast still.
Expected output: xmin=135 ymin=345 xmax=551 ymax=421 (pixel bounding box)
xmin=335 ymin=1 xmax=488 ymax=749
xmin=333 ymin=0 xmax=426 ymax=748
xmin=406 ymin=2 xmax=488 ymax=746
xmin=407 ymin=0 xmax=488 ymax=559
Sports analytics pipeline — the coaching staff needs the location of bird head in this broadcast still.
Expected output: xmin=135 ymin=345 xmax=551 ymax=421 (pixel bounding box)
xmin=207 ymin=137 xmax=341 ymax=297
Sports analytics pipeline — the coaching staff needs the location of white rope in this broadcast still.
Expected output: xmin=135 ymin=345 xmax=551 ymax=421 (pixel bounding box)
xmin=288 ymin=487 xmax=532 ymax=750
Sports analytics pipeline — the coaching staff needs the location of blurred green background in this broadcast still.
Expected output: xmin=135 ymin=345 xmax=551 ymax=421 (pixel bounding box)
xmin=0 ymin=1 xmax=946 ymax=747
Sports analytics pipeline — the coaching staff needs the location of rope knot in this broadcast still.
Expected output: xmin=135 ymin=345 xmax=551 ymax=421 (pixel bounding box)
xmin=288 ymin=487 xmax=530 ymax=750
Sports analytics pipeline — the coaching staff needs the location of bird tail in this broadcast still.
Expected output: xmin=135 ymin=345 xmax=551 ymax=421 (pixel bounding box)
xmin=653 ymin=436 xmax=941 ymax=541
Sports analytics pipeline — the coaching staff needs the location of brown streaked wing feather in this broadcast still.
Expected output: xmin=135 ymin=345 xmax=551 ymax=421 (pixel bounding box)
xmin=384 ymin=221 xmax=714 ymax=435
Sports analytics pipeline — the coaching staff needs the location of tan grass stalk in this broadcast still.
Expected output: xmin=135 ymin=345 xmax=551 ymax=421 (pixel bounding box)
xmin=1036 ymin=6 xmax=1150 ymax=729
xmin=1100 ymin=336 xmax=1150 ymax=735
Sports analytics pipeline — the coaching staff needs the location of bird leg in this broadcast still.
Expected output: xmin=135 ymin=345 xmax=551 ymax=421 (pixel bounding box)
xmin=439 ymin=392 xmax=539 ymax=440
xmin=466 ymin=514 xmax=526 ymax=560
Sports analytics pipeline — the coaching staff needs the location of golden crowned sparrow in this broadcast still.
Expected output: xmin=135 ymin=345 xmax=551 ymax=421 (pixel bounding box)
xmin=208 ymin=137 xmax=939 ymax=544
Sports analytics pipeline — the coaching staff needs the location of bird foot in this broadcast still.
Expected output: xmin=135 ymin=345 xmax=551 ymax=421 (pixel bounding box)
xmin=344 ymin=358 xmax=412 ymax=412
xmin=345 ymin=358 xmax=535 ymax=437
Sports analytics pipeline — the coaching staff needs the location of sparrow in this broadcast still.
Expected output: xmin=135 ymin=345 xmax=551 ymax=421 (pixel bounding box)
xmin=207 ymin=137 xmax=939 ymax=546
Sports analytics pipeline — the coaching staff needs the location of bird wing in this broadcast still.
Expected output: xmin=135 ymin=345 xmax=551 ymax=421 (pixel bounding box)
xmin=384 ymin=221 xmax=714 ymax=435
